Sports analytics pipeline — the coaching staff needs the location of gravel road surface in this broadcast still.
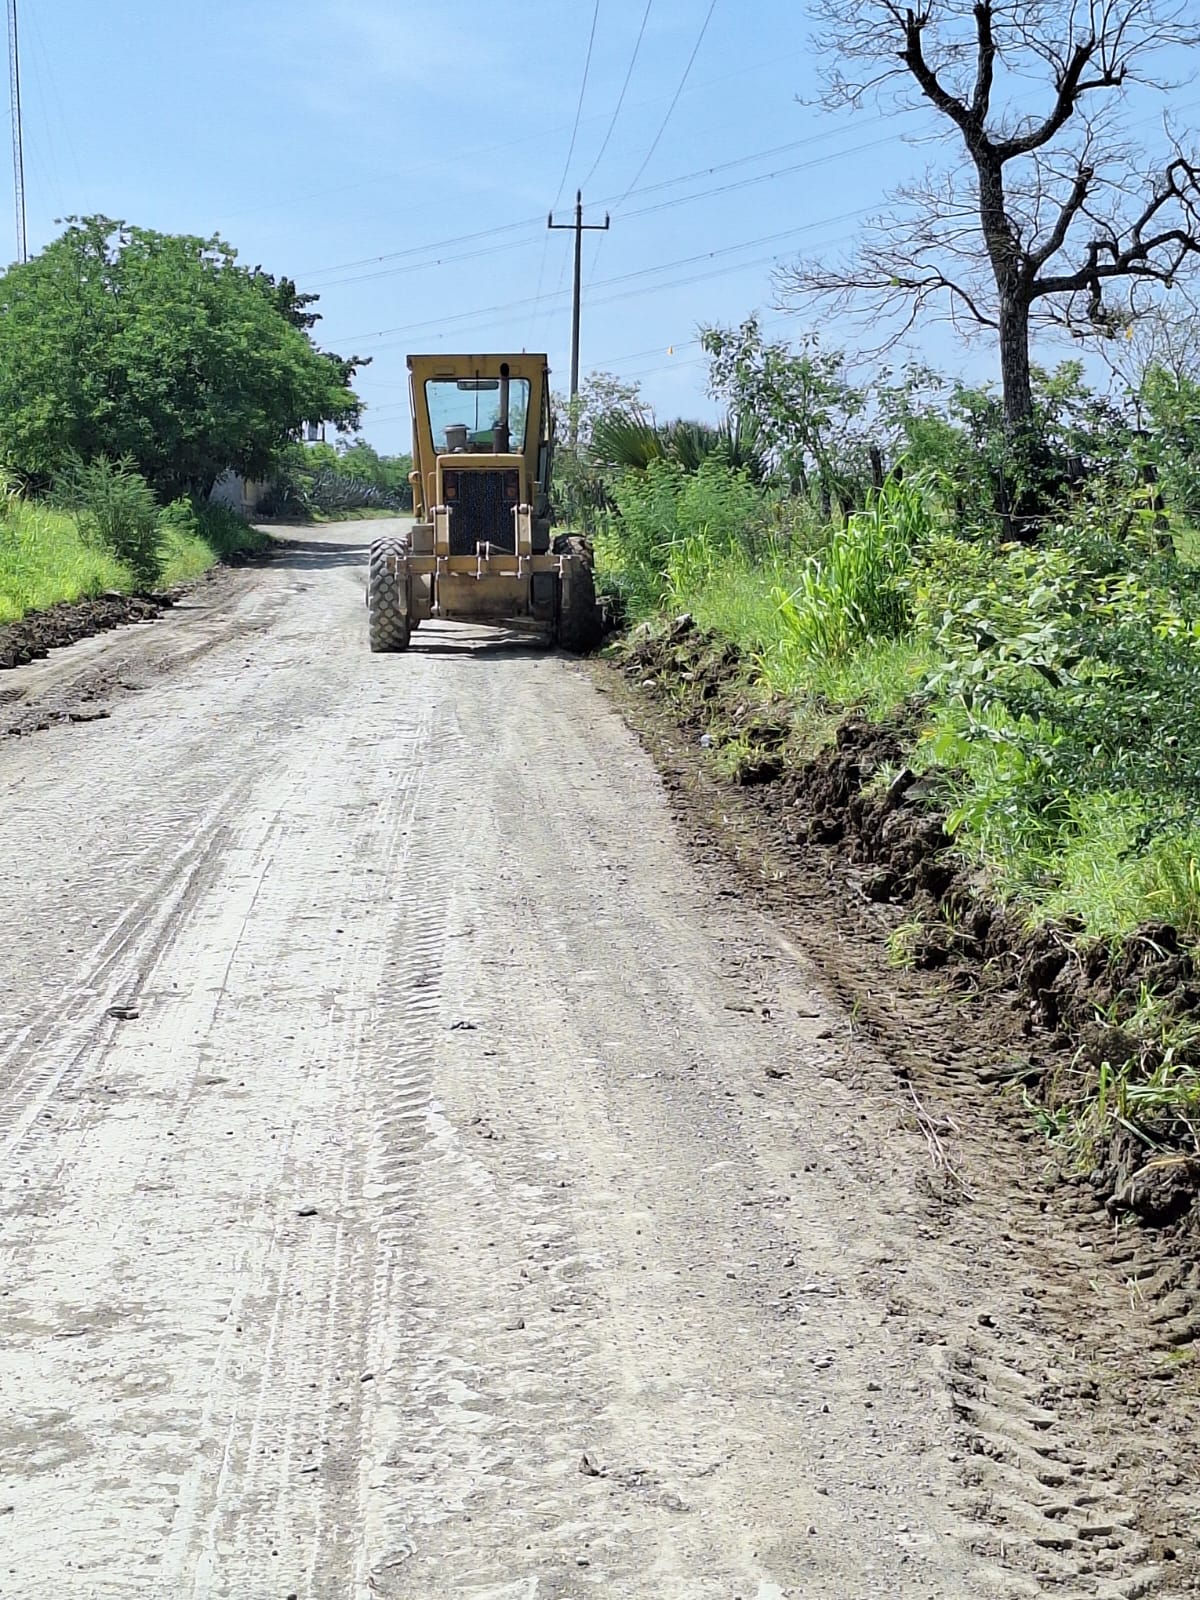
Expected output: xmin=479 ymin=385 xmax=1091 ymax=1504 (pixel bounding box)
xmin=1 ymin=521 xmax=1196 ymax=1599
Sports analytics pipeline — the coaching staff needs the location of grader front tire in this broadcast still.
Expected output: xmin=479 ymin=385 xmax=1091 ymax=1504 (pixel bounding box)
xmin=555 ymin=536 xmax=603 ymax=654
xmin=367 ymin=536 xmax=412 ymax=653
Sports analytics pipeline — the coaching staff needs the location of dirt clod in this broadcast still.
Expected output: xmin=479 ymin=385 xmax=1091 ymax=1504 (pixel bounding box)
xmin=612 ymin=619 xmax=1200 ymax=1229
xmin=0 ymin=593 xmax=175 ymax=671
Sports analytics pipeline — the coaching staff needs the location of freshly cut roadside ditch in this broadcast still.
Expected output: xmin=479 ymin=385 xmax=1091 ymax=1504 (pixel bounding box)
xmin=604 ymin=612 xmax=1200 ymax=1245
xmin=0 ymin=591 xmax=176 ymax=669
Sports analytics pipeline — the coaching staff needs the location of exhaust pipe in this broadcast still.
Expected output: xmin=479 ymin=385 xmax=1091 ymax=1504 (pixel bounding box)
xmin=495 ymin=361 xmax=511 ymax=454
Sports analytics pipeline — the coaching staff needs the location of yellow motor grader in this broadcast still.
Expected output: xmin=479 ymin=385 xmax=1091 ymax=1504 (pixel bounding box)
xmin=366 ymin=352 xmax=601 ymax=652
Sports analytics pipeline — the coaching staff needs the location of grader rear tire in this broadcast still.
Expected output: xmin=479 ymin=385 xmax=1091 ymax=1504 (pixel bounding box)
xmin=367 ymin=536 xmax=411 ymax=653
xmin=554 ymin=535 xmax=603 ymax=654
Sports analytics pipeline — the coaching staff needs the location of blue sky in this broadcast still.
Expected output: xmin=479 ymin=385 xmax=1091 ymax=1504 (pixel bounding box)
xmin=7 ymin=1 xmax=1197 ymax=453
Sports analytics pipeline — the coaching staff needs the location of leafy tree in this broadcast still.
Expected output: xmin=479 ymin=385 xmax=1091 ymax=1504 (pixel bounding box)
xmin=1139 ymin=365 xmax=1200 ymax=517
xmin=701 ymin=316 xmax=870 ymax=509
xmin=783 ymin=2 xmax=1200 ymax=430
xmin=555 ymin=370 xmax=646 ymax=454
xmin=552 ymin=371 xmax=648 ymax=530
xmin=261 ymin=439 xmax=413 ymax=518
xmin=337 ymin=439 xmax=414 ymax=503
xmin=875 ymin=358 xmax=1130 ymax=530
xmin=0 ymin=216 xmax=364 ymax=497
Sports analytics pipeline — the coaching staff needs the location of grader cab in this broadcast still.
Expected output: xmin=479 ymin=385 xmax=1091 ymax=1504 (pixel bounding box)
xmin=366 ymin=352 xmax=602 ymax=653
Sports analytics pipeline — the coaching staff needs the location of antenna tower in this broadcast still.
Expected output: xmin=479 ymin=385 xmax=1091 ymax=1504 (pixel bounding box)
xmin=7 ymin=0 xmax=25 ymax=263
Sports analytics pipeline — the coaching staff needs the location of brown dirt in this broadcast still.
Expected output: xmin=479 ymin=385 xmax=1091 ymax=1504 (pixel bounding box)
xmin=0 ymin=591 xmax=175 ymax=670
xmin=607 ymin=614 xmax=1200 ymax=1241
xmin=600 ymin=624 xmax=1200 ymax=1585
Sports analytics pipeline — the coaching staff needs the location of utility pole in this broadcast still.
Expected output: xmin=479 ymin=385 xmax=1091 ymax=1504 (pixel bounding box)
xmin=547 ymin=190 xmax=610 ymax=419
xmin=7 ymin=0 xmax=25 ymax=264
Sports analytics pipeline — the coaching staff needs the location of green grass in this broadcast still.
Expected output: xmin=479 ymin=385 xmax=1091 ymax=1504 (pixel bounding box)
xmin=0 ymin=492 xmax=266 ymax=624
xmin=159 ymin=525 xmax=220 ymax=585
xmin=601 ymin=463 xmax=1200 ymax=948
xmin=784 ymin=637 xmax=936 ymax=722
xmin=658 ymin=531 xmax=934 ymax=743
xmin=189 ymin=501 xmax=270 ymax=563
xmin=671 ymin=548 xmax=793 ymax=648
xmin=0 ymin=498 xmax=126 ymax=622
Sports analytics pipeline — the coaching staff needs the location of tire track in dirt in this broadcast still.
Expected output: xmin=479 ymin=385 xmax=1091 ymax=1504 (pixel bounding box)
xmin=0 ymin=589 xmax=436 ymax=1596
xmin=601 ymin=663 xmax=1200 ymax=1600
xmin=348 ymin=703 xmax=647 ymax=1594
xmin=0 ymin=808 xmax=236 ymax=1165
xmin=343 ymin=671 xmax=990 ymax=1598
xmin=160 ymin=686 xmax=437 ymax=1599
xmin=942 ymin=1342 xmax=1165 ymax=1597
xmin=5 ymin=525 xmax=1200 ymax=1598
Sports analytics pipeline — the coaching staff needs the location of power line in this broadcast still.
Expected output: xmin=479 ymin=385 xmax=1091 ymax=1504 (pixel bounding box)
xmin=530 ymin=0 xmax=614 ymax=354
xmin=578 ymin=0 xmax=653 ymax=193
xmin=343 ymin=222 xmax=834 ymax=346
xmin=550 ymin=0 xmax=602 ymax=213
xmin=319 ymin=143 xmax=894 ymax=333
xmin=20 ymin=16 xmax=66 ymax=217
xmin=612 ymin=0 xmax=718 ymax=209
xmin=316 ymin=231 xmax=546 ymax=292
xmin=308 ymin=123 xmax=899 ymax=294
xmin=362 ymin=309 xmax=806 ymax=421
xmin=219 ymin=44 xmax=810 ymax=234
xmin=525 ymin=230 xmax=555 ymax=349
xmin=303 ymin=127 xmax=874 ymax=281
xmin=303 ymin=78 xmax=1194 ymax=293
xmin=317 ymin=134 xmax=886 ymax=296
xmin=620 ymin=134 xmax=899 ymax=222
xmin=28 ymin=1 xmax=80 ymax=188
xmin=343 ymin=211 xmax=866 ymax=350
xmin=303 ymin=214 xmax=544 ymax=283
xmin=592 ymin=307 xmax=801 ymax=375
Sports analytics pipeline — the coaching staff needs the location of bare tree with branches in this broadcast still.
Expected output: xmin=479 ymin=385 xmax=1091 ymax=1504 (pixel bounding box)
xmin=782 ymin=2 xmax=1200 ymax=430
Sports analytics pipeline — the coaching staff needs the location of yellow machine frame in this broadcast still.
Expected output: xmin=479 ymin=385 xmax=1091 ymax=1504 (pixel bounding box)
xmin=404 ymin=352 xmax=571 ymax=626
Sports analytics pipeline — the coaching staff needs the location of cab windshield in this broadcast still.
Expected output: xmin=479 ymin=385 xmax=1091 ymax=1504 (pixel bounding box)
xmin=426 ymin=376 xmax=530 ymax=453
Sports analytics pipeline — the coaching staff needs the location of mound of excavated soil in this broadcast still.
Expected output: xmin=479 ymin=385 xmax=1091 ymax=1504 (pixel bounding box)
xmin=616 ymin=614 xmax=1200 ymax=1230
xmin=0 ymin=592 xmax=174 ymax=670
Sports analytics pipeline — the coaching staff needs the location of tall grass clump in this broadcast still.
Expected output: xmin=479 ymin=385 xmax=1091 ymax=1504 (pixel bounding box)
xmin=764 ymin=476 xmax=936 ymax=688
xmin=59 ymin=454 xmax=163 ymax=589
xmin=598 ymin=457 xmax=768 ymax=619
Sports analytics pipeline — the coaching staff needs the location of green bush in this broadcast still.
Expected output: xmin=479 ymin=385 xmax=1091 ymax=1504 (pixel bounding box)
xmin=61 ymin=454 xmax=162 ymax=589
xmin=600 ymin=458 xmax=771 ymax=618
xmin=154 ymin=497 xmax=264 ymax=584
xmin=194 ymin=501 xmax=267 ymax=559
xmin=903 ymin=496 xmax=1200 ymax=939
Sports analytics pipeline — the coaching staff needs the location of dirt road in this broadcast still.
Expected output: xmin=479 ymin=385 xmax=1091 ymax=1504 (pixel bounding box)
xmin=1 ymin=521 xmax=1196 ymax=1599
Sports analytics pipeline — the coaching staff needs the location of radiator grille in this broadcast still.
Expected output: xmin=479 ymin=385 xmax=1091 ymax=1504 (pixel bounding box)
xmin=449 ymin=471 xmax=515 ymax=555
